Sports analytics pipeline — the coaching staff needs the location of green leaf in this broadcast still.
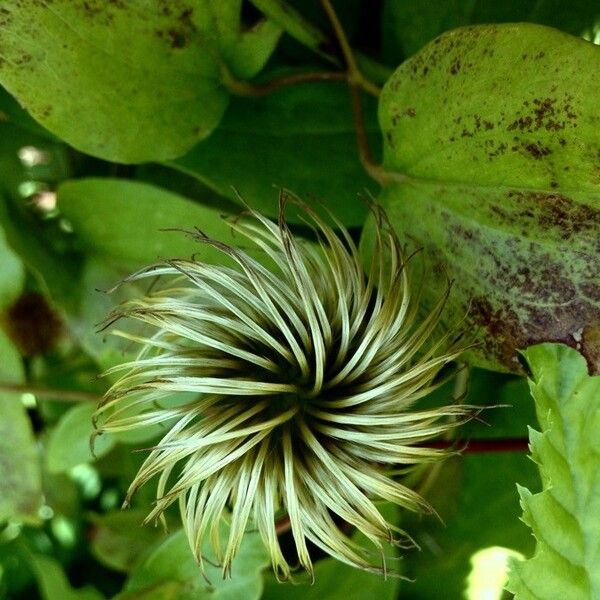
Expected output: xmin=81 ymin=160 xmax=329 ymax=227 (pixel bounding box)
xmin=0 ymin=85 xmax=56 ymax=139
xmin=402 ymin=368 xmax=538 ymax=598
xmin=0 ymin=392 xmax=42 ymax=524
xmin=58 ymin=178 xmax=245 ymax=270
xmin=0 ymin=221 xmax=24 ymax=310
xmin=70 ymin=257 xmax=146 ymax=371
xmin=507 ymin=343 xmax=600 ymax=599
xmin=207 ymin=2 xmax=282 ymax=79
xmin=366 ymin=24 xmax=600 ymax=373
xmin=0 ymin=328 xmax=42 ymax=523
xmin=89 ymin=509 xmax=167 ymax=573
xmin=0 ymin=121 xmax=71 ymax=197
xmin=46 ymin=402 xmax=115 ymax=474
xmin=133 ymin=163 xmax=240 ymax=214
xmin=171 ymin=80 xmax=379 ymax=226
xmin=249 ymin=0 xmax=332 ymax=60
xmin=262 ymin=503 xmax=401 ymax=598
xmin=0 ymin=122 xmax=79 ymax=312
xmin=0 ymin=195 xmax=82 ymax=313
xmin=28 ymin=554 xmax=104 ymax=600
xmin=41 ymin=470 xmax=80 ymax=519
xmin=114 ymin=581 xmax=184 ymax=600
xmin=262 ymin=547 xmax=400 ymax=600
xmin=0 ymin=1 xmax=235 ymax=162
xmin=381 ymin=25 xmax=599 ymax=191
xmin=383 ymin=0 xmax=600 ymax=59
xmin=120 ymin=527 xmax=269 ymax=600
xmin=407 ymin=454 xmax=537 ymax=599
xmin=0 ymin=539 xmax=36 ymax=598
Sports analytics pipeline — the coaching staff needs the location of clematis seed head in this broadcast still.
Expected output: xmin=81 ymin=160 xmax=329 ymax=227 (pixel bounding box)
xmin=94 ymin=191 xmax=473 ymax=580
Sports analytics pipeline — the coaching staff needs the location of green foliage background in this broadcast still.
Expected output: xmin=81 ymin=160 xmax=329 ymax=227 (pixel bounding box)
xmin=0 ymin=1 xmax=598 ymax=599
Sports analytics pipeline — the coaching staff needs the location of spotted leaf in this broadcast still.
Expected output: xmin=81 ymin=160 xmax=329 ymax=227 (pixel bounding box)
xmin=365 ymin=24 xmax=600 ymax=373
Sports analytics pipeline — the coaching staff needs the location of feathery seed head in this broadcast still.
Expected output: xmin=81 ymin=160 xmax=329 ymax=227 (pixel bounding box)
xmin=94 ymin=192 xmax=471 ymax=579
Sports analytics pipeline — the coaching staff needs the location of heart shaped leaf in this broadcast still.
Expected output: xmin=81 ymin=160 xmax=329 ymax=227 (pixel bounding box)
xmin=365 ymin=24 xmax=600 ymax=373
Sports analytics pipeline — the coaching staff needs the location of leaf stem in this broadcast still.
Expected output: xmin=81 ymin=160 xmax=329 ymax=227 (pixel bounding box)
xmin=348 ymin=85 xmax=389 ymax=184
xmin=318 ymin=0 xmax=397 ymax=186
xmin=319 ymin=0 xmax=381 ymax=97
xmin=0 ymin=382 xmax=101 ymax=403
xmin=224 ymin=70 xmax=347 ymax=97
xmin=428 ymin=438 xmax=529 ymax=453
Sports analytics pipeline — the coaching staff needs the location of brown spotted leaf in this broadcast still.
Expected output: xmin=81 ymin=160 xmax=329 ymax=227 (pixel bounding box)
xmin=0 ymin=1 xmax=281 ymax=163
xmin=366 ymin=24 xmax=600 ymax=373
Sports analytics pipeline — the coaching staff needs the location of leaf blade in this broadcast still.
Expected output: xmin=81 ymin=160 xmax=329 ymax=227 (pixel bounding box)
xmin=57 ymin=178 xmax=242 ymax=269
xmin=0 ymin=329 xmax=42 ymax=523
xmin=381 ymin=23 xmax=599 ymax=193
xmin=122 ymin=527 xmax=269 ymax=600
xmin=367 ymin=23 xmax=600 ymax=373
xmin=46 ymin=402 xmax=115 ymax=474
xmin=0 ymin=1 xmax=231 ymax=162
xmin=170 ymin=80 xmax=380 ymax=226
xmin=507 ymin=343 xmax=600 ymax=599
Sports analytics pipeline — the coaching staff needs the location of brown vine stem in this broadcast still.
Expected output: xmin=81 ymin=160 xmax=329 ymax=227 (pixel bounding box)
xmin=319 ymin=0 xmax=380 ymax=97
xmin=319 ymin=0 xmax=399 ymax=186
xmin=427 ymin=438 xmax=529 ymax=453
xmin=0 ymin=382 xmax=101 ymax=403
xmin=349 ymin=85 xmax=390 ymax=184
xmin=225 ymin=70 xmax=347 ymax=97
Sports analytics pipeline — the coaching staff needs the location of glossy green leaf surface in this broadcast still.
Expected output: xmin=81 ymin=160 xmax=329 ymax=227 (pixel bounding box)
xmin=172 ymin=80 xmax=379 ymax=225
xmin=367 ymin=23 xmax=600 ymax=373
xmin=0 ymin=1 xmax=233 ymax=162
xmin=507 ymin=344 xmax=600 ymax=599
